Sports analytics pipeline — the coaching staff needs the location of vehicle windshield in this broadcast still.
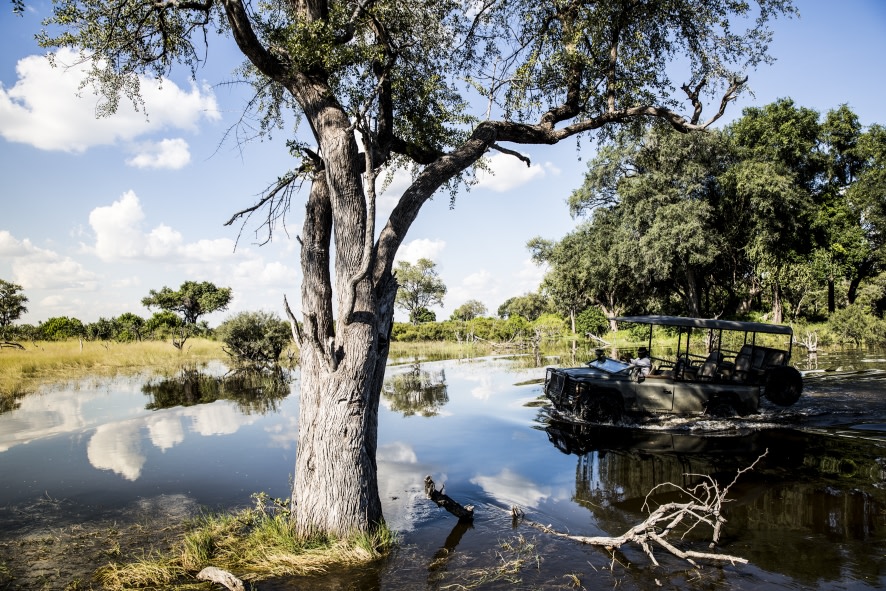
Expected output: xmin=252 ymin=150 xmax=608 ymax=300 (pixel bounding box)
xmin=588 ymin=358 xmax=631 ymax=374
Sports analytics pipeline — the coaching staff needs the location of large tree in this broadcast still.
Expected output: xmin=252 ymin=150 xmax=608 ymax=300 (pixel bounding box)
xmin=39 ymin=0 xmax=795 ymax=537
xmin=141 ymin=281 xmax=233 ymax=325
xmin=394 ymin=258 xmax=446 ymax=324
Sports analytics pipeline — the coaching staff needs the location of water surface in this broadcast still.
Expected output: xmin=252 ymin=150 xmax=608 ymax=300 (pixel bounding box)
xmin=1 ymin=351 xmax=885 ymax=590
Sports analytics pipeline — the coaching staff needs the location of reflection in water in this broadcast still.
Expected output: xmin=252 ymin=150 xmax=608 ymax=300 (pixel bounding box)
xmin=543 ymin=417 xmax=886 ymax=584
xmin=142 ymin=366 xmax=291 ymax=415
xmin=383 ymin=364 xmax=448 ymax=417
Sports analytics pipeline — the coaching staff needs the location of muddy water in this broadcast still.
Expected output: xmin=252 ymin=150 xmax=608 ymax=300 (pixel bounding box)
xmin=1 ymin=351 xmax=885 ymax=590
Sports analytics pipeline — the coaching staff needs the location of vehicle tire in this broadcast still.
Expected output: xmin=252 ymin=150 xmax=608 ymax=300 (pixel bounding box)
xmin=583 ymin=395 xmax=622 ymax=424
xmin=705 ymin=397 xmax=736 ymax=418
xmin=764 ymin=365 xmax=803 ymax=406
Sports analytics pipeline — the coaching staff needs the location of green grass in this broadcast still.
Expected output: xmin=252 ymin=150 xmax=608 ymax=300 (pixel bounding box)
xmin=95 ymin=493 xmax=396 ymax=590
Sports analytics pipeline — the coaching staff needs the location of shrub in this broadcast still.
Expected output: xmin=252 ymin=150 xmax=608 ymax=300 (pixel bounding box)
xmin=39 ymin=316 xmax=85 ymax=340
xmin=216 ymin=311 xmax=293 ymax=367
xmin=576 ymin=307 xmax=609 ymax=337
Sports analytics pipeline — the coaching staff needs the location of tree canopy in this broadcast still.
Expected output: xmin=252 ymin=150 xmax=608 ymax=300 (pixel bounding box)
xmin=450 ymin=299 xmax=487 ymax=322
xmin=545 ymin=101 xmax=886 ymax=325
xmin=141 ymin=281 xmax=233 ymax=325
xmin=36 ymin=0 xmax=799 ymax=539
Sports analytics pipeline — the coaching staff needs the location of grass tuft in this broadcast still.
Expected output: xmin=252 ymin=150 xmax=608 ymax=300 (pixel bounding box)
xmin=96 ymin=492 xmax=396 ymax=590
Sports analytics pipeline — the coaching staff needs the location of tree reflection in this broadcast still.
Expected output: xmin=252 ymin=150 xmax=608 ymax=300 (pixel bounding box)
xmin=142 ymin=366 xmax=291 ymax=415
xmin=383 ymin=364 xmax=448 ymax=417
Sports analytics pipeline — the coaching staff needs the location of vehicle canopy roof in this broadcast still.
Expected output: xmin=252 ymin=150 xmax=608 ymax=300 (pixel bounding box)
xmin=614 ymin=315 xmax=793 ymax=336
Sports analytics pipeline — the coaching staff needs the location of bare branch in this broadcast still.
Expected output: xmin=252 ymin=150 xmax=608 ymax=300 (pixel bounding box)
xmin=490 ymin=143 xmax=531 ymax=166
xmin=283 ymin=294 xmax=303 ymax=349
xmin=507 ymin=452 xmax=768 ymax=569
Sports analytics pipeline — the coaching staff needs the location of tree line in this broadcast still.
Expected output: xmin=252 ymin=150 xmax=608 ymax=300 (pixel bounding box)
xmin=526 ymin=100 xmax=886 ymax=345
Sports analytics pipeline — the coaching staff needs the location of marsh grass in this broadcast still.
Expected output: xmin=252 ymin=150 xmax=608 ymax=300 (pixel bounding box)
xmin=95 ymin=493 xmax=396 ymax=590
xmin=440 ymin=534 xmax=541 ymax=590
xmin=0 ymin=339 xmax=225 ymax=404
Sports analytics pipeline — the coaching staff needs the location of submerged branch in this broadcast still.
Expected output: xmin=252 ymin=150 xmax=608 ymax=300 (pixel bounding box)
xmin=425 ymin=475 xmax=474 ymax=521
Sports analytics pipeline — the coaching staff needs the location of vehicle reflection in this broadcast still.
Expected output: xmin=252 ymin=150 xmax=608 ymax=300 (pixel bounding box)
xmin=542 ymin=417 xmax=886 ymax=583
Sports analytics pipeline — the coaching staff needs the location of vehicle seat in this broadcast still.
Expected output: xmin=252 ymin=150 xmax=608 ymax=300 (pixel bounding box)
xmin=733 ymin=344 xmax=753 ymax=383
xmin=697 ymin=351 xmax=724 ymax=380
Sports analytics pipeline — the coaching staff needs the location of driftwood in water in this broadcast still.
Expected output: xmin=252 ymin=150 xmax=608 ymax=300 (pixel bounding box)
xmin=512 ymin=452 xmax=768 ymax=568
xmin=424 ymin=475 xmax=474 ymax=521
xmin=197 ymin=566 xmax=247 ymax=591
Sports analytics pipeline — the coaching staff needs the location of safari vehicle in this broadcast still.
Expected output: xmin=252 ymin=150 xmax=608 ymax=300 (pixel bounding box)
xmin=544 ymin=315 xmax=804 ymax=422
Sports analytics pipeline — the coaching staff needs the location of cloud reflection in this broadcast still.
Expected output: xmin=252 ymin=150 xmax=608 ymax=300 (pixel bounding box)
xmin=470 ymin=468 xmax=557 ymax=509
xmin=377 ymin=441 xmax=432 ymax=532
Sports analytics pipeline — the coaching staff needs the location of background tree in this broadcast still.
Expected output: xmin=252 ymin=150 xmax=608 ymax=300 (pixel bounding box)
xmin=395 ymin=259 xmax=446 ymax=325
xmin=0 ymin=280 xmax=28 ymax=341
xmin=843 ymin=123 xmax=886 ymax=305
xmin=724 ymin=99 xmax=822 ymax=322
xmin=141 ymin=281 xmax=233 ymax=325
xmin=39 ymin=316 xmax=85 ymax=341
xmin=39 ymin=0 xmax=796 ymax=537
xmin=497 ymin=293 xmax=549 ymax=322
xmin=450 ymin=299 xmax=487 ymax=322
xmin=115 ymin=313 xmax=146 ymax=342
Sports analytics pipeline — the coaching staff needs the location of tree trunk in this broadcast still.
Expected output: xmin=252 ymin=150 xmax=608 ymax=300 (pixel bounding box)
xmin=827 ymin=278 xmax=836 ymax=313
xmin=771 ymin=281 xmax=783 ymax=324
xmin=290 ymin=154 xmax=387 ymax=536
xmin=294 ymin=340 xmax=384 ymax=537
xmin=685 ymin=268 xmax=702 ymax=317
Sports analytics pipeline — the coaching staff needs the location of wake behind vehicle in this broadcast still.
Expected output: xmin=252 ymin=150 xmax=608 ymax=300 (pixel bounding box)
xmin=544 ymin=315 xmax=804 ymax=423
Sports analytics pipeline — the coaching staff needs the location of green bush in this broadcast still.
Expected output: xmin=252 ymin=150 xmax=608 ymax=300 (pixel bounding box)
xmin=827 ymin=304 xmax=882 ymax=346
xmin=576 ymin=307 xmax=609 ymax=337
xmin=39 ymin=316 xmax=85 ymax=340
xmin=216 ymin=311 xmax=293 ymax=367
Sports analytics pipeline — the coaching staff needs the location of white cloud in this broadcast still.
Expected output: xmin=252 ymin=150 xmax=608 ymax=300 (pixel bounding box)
xmin=513 ymin=257 xmax=545 ymax=293
xmin=475 ymin=152 xmax=546 ymax=192
xmin=145 ymin=224 xmax=184 ymax=258
xmin=126 ymin=138 xmax=191 ymax=169
xmin=395 ymin=238 xmax=446 ymax=263
xmin=86 ymin=191 xmax=239 ymax=265
xmin=0 ymin=230 xmax=98 ymax=290
xmin=0 ymin=48 xmax=219 ymax=154
xmin=89 ymin=190 xmax=146 ymax=260
xmin=180 ymin=238 xmax=236 ymax=262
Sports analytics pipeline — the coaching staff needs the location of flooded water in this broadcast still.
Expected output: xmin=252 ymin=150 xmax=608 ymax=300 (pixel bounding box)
xmin=1 ymin=351 xmax=885 ymax=590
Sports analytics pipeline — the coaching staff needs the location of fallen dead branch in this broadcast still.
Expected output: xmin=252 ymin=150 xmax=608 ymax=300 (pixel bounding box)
xmin=513 ymin=451 xmax=769 ymax=568
xmin=425 ymin=475 xmax=474 ymax=521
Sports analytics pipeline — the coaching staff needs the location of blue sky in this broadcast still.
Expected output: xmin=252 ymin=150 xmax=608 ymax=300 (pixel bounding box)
xmin=1 ymin=1 xmax=885 ymax=327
